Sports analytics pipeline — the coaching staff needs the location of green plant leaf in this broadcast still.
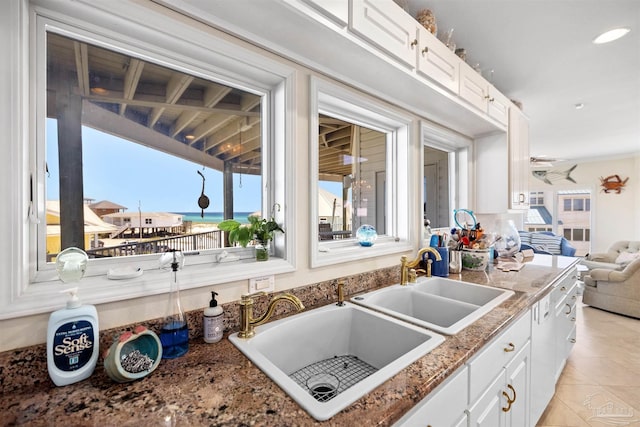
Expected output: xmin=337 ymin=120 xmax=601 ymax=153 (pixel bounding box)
xmin=218 ymin=219 xmax=241 ymax=232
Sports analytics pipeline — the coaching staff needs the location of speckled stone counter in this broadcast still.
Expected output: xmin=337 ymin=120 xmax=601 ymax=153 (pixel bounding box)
xmin=0 ymin=255 xmax=578 ymax=426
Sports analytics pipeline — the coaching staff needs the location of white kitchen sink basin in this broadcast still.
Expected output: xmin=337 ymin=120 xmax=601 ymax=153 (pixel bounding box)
xmin=351 ymin=277 xmax=514 ymax=335
xmin=228 ymin=301 xmax=445 ymax=421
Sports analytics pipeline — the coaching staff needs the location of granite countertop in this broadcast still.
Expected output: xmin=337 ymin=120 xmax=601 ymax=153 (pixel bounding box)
xmin=1 ymin=255 xmax=578 ymax=426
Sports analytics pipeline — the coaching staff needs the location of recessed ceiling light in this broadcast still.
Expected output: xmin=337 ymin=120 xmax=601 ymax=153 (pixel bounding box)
xmin=575 ymin=103 xmax=585 ymax=110
xmin=185 ymin=134 xmax=195 ymax=140
xmin=90 ymin=87 xmax=109 ymax=95
xmin=593 ymin=27 xmax=630 ymax=44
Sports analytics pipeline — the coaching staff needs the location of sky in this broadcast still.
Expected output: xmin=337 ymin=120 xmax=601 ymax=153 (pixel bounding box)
xmin=47 ymin=119 xmax=262 ymax=213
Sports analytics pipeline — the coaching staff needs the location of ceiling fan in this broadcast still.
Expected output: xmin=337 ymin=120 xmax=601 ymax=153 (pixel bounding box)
xmin=530 ymin=156 xmax=565 ymax=167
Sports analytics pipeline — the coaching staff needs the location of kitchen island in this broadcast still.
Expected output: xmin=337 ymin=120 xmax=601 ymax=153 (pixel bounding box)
xmin=1 ymin=254 xmax=578 ymax=426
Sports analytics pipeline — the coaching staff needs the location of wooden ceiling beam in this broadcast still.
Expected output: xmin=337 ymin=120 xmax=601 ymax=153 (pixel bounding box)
xmin=82 ymin=100 xmax=224 ymax=171
xmin=120 ymin=58 xmax=144 ymax=116
xmin=148 ymin=74 xmax=194 ymax=128
xmin=170 ymin=86 xmax=232 ymax=137
xmin=73 ymin=42 xmax=90 ymax=96
xmin=83 ymin=94 xmax=260 ymax=117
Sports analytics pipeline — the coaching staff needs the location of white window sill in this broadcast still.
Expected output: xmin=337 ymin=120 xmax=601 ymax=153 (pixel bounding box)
xmin=4 ymin=252 xmax=294 ymax=319
xmin=313 ymin=238 xmax=413 ymax=268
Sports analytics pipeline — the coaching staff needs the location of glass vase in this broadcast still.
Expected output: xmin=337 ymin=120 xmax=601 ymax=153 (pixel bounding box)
xmin=255 ymin=241 xmax=270 ymax=261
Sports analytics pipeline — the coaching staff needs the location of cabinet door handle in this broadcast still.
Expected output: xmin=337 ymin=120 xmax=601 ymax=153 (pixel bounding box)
xmin=502 ymin=384 xmax=517 ymax=412
xmin=560 ymin=286 xmax=566 ymax=292
xmin=565 ymin=304 xmax=572 ymax=315
xmin=570 ymin=338 xmax=576 ymax=343
xmin=571 ymin=317 xmax=576 ymax=322
xmin=504 ymin=342 xmax=515 ymax=352
xmin=410 ymin=39 xmax=418 ymax=48
xmin=421 ymin=47 xmax=429 ymax=55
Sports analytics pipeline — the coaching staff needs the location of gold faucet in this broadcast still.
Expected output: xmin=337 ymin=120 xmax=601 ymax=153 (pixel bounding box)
xmin=400 ymin=247 xmax=442 ymax=285
xmin=336 ymin=282 xmax=345 ymax=306
xmin=237 ymin=291 xmax=305 ymax=338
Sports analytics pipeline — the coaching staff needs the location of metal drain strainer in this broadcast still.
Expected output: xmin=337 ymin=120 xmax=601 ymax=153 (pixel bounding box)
xmin=289 ymin=355 xmax=378 ymax=402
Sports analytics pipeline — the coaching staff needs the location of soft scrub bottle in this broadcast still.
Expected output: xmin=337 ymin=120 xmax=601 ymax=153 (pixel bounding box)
xmin=47 ymin=287 xmax=99 ymax=386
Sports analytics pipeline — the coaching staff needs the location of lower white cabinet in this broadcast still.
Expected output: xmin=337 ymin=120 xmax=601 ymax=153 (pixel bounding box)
xmin=553 ymin=268 xmax=579 ymax=380
xmin=394 ymin=366 xmax=468 ymax=427
xmin=468 ymin=337 xmax=531 ymax=427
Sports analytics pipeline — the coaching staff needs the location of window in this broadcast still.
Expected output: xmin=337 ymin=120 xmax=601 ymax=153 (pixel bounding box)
xmin=43 ymin=32 xmax=264 ymax=267
xmin=563 ymin=228 xmax=590 ymax=242
xmin=310 ymin=77 xmax=414 ymax=267
xmin=562 ymin=196 xmax=590 ymax=212
xmin=530 ymin=191 xmax=544 ymax=206
xmin=317 ymin=114 xmax=386 ymax=241
xmin=2 ymin=3 xmax=294 ymax=317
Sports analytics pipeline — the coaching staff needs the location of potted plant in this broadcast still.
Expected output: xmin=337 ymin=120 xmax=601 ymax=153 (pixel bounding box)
xmin=218 ymin=206 xmax=284 ymax=261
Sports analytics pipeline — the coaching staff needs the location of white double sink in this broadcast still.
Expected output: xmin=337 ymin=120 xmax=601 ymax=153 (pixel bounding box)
xmin=229 ymin=277 xmax=514 ymax=421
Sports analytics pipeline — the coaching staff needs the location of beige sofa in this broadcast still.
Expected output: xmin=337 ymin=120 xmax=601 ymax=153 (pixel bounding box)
xmin=581 ymin=241 xmax=640 ymax=270
xmin=583 ymin=258 xmax=640 ymax=318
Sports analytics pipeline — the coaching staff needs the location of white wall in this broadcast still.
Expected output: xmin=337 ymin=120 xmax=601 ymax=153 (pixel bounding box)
xmin=529 ymin=156 xmax=640 ymax=253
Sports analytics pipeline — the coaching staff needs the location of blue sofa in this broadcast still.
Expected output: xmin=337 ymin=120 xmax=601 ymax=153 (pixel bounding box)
xmin=519 ymin=231 xmax=576 ymax=257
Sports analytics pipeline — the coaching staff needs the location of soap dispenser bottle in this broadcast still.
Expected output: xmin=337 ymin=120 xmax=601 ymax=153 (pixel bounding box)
xmin=47 ymin=247 xmax=98 ymax=386
xmin=203 ymin=291 xmax=224 ymax=343
xmin=159 ymin=250 xmax=189 ymax=359
xmin=47 ymin=287 xmax=99 ymax=386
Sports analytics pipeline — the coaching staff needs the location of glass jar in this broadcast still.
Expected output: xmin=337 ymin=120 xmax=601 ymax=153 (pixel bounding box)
xmin=493 ymin=219 xmax=521 ymax=258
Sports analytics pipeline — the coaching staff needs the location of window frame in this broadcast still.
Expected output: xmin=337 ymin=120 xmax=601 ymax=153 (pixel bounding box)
xmin=309 ymin=77 xmax=415 ymax=268
xmin=1 ymin=1 xmax=296 ymax=319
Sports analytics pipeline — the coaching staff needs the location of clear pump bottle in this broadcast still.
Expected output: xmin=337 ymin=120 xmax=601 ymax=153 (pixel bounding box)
xmin=159 ymin=250 xmax=189 ymax=359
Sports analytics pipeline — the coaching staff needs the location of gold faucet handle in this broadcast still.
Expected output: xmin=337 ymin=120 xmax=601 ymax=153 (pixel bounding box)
xmin=408 ymin=269 xmax=417 ymax=283
xmin=241 ymin=291 xmax=266 ymax=303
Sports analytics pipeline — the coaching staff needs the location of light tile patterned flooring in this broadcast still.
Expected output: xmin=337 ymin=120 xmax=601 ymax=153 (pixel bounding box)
xmin=537 ymin=298 xmax=640 ymax=427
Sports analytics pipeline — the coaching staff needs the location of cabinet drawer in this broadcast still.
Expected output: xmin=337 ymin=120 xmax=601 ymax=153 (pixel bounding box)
xmin=394 ymin=366 xmax=468 ymax=427
xmin=468 ymin=310 xmax=531 ymax=404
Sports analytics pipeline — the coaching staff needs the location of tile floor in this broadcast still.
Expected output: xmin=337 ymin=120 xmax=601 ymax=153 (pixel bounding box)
xmin=537 ymin=298 xmax=640 ymax=426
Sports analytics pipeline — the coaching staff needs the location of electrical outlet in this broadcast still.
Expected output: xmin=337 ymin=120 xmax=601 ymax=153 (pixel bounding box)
xmin=249 ymin=275 xmax=275 ymax=294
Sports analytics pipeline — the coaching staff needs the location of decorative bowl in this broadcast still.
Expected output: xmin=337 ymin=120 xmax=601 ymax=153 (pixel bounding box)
xmin=104 ymin=325 xmax=162 ymax=383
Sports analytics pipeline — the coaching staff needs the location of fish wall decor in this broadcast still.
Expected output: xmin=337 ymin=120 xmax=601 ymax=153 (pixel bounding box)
xmin=600 ymin=174 xmax=628 ymax=194
xmin=532 ymin=164 xmax=577 ymax=185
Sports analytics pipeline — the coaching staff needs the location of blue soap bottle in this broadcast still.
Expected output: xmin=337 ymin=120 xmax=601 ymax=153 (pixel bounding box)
xmin=47 ymin=287 xmax=99 ymax=386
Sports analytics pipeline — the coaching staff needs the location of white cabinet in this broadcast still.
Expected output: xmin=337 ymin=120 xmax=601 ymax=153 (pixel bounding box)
xmin=509 ymin=108 xmax=530 ymax=210
xmin=530 ymin=294 xmax=555 ymax=425
xmin=468 ymin=340 xmax=531 ymax=427
xmin=350 ymin=0 xmax=419 ymax=67
xmin=394 ymin=366 xmax=468 ymax=427
xmin=416 ymin=27 xmax=460 ymax=93
xmin=553 ymin=268 xmax=579 ymax=380
xmin=459 ymin=61 xmax=510 ymax=126
xmin=474 ymin=101 xmax=530 ymax=213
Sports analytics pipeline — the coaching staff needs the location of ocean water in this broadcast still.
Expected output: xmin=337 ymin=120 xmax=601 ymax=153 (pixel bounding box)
xmin=173 ymin=212 xmax=254 ymax=224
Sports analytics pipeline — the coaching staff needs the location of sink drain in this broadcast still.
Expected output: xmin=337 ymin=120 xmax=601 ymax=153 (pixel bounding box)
xmin=289 ymin=355 xmax=378 ymax=403
xmin=307 ymin=373 xmax=339 ymax=402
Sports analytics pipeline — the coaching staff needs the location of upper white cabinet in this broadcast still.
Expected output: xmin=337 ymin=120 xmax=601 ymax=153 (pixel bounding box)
xmin=460 ymin=61 xmax=510 ymax=126
xmin=416 ymin=26 xmax=460 ymax=93
xmin=509 ymin=108 xmax=530 ymax=210
xmin=350 ymin=0 xmax=419 ymax=68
